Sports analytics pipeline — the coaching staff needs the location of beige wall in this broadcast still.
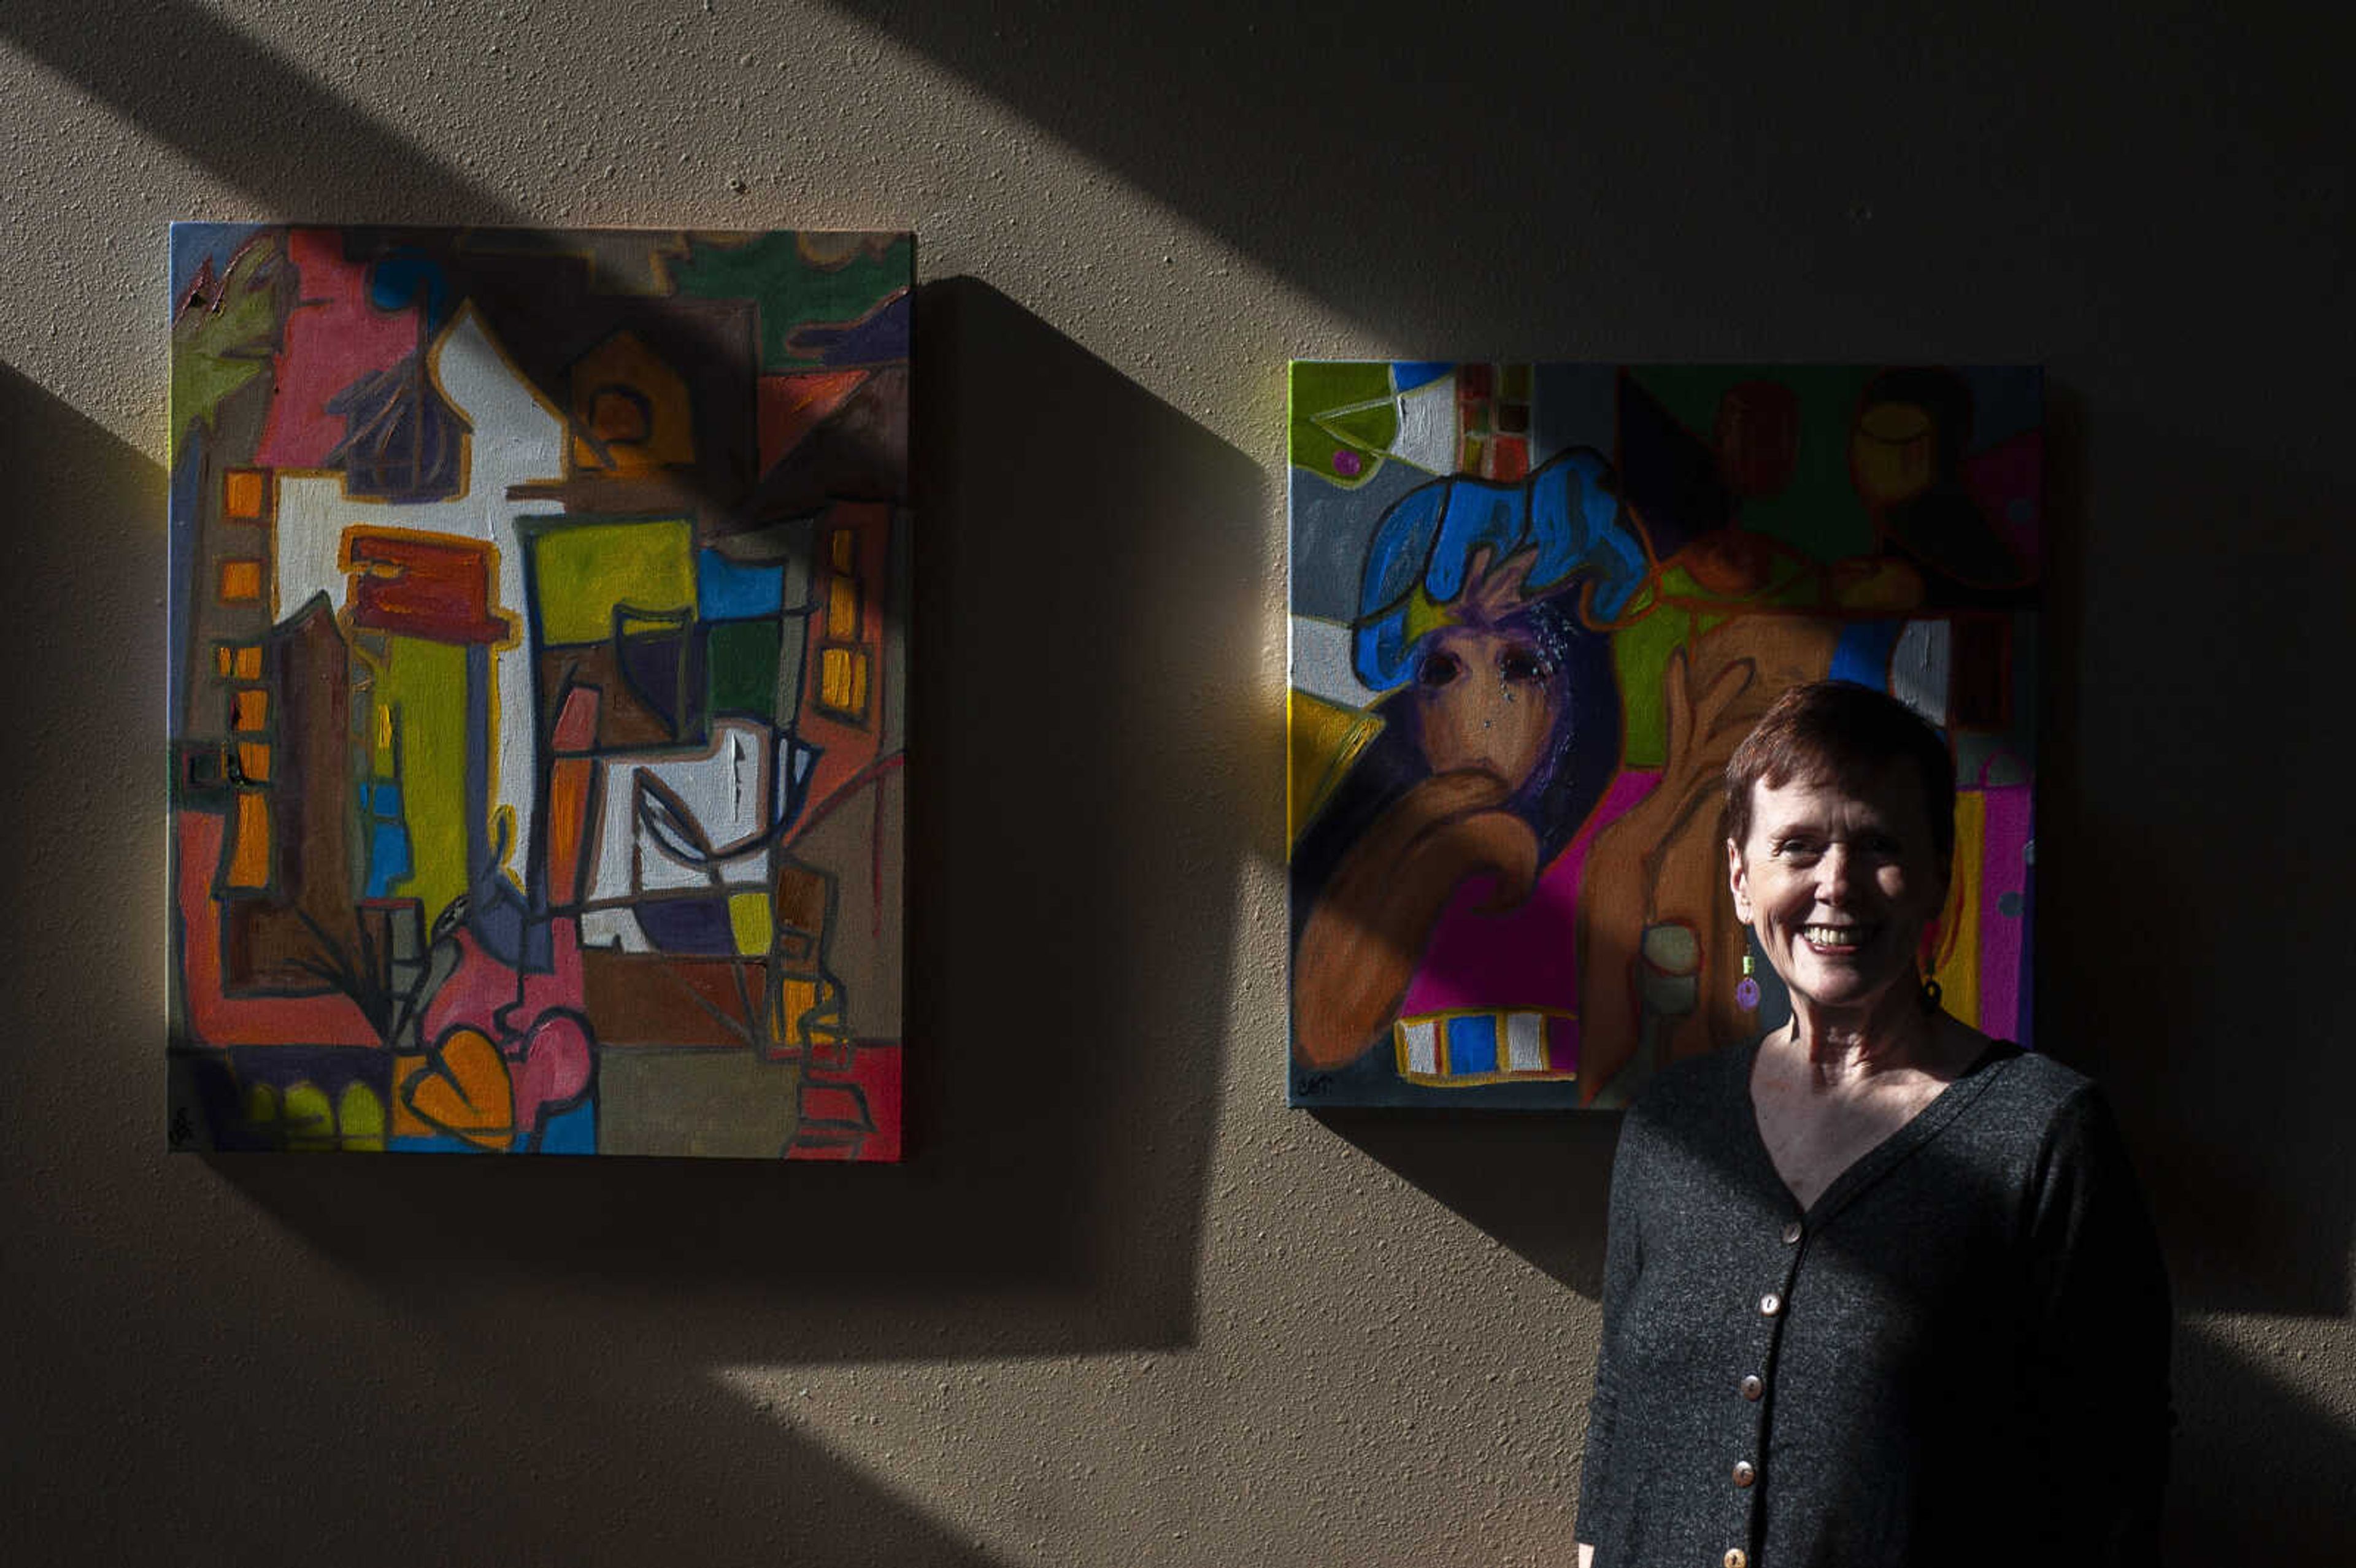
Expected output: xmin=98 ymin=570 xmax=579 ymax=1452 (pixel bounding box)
xmin=3 ymin=2 xmax=2349 ymax=1561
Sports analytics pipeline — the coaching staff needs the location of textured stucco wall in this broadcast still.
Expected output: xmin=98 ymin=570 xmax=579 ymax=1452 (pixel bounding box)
xmin=2 ymin=2 xmax=2349 ymax=1562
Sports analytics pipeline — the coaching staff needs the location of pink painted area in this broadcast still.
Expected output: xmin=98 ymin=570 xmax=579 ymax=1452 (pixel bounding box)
xmin=174 ymin=810 xmax=378 ymax=1047
xmin=422 ymin=919 xmax=584 ymax=1046
xmin=1961 ymin=429 xmax=2043 ymax=578
xmin=254 ymin=228 xmax=420 ymax=469
xmin=1976 ymin=782 xmax=2032 ymax=1039
xmin=421 ymin=917 xmax=593 ymax=1137
xmin=1399 ymin=769 xmax=1660 ymax=1026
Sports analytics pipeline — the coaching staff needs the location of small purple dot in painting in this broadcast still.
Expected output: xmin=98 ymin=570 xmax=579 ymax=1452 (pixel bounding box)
xmin=1997 ymin=891 xmax=2023 ymax=918
xmin=1333 ymin=450 xmax=1363 ymax=477
xmin=1736 ymin=977 xmax=1761 ymax=1010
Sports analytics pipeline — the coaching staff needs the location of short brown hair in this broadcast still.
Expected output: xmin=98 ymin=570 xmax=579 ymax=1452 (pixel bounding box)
xmin=1722 ymin=680 xmax=1957 ymax=866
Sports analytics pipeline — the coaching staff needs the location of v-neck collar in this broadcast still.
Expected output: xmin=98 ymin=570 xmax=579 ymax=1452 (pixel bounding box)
xmin=1740 ymin=1037 xmax=2020 ymax=1224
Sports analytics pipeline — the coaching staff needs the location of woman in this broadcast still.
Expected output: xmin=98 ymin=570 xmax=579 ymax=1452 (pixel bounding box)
xmin=1576 ymin=681 xmax=2171 ymax=1567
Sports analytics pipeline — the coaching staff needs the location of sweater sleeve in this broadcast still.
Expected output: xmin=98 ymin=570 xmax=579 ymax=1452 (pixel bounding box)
xmin=1574 ymin=1110 xmax=1649 ymax=1548
xmin=2020 ymin=1085 xmax=2175 ymax=1559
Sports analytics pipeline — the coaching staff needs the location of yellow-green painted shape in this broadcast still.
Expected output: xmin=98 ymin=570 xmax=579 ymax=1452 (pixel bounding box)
xmin=532 ymin=518 xmax=696 ymax=645
xmin=728 ymin=891 xmax=773 ymax=956
xmin=337 ymin=1082 xmax=387 ymax=1152
xmin=282 ymin=1082 xmax=337 ymax=1151
xmin=377 ymin=636 xmax=471 ymax=924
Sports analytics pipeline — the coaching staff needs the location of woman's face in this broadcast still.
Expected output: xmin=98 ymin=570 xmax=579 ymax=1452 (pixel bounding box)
xmin=1727 ymin=762 xmax=1949 ymax=1024
xmin=1413 ymin=625 xmax=1557 ymax=790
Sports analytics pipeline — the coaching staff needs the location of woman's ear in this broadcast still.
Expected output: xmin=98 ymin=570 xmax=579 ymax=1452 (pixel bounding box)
xmin=1727 ymin=836 xmax=1754 ymax=924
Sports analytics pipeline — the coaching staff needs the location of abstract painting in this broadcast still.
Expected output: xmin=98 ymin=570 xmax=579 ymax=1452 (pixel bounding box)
xmin=1288 ymin=363 xmax=2041 ymax=1108
xmin=167 ymin=226 xmax=910 ymax=1158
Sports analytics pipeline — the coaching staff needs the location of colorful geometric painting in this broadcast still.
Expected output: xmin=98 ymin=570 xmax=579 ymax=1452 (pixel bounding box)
xmin=1288 ymin=363 xmax=2041 ymax=1108
xmin=167 ymin=226 xmax=909 ymax=1158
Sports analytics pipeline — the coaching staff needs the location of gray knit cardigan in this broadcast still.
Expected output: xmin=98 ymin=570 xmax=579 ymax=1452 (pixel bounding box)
xmin=1575 ymin=1041 xmax=2172 ymax=1567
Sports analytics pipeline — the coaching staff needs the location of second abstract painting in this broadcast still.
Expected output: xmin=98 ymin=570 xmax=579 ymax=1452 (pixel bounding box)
xmin=1288 ymin=363 xmax=2041 ymax=1108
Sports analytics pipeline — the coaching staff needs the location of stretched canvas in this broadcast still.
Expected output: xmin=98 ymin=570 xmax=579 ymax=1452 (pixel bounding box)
xmin=167 ymin=226 xmax=909 ymax=1158
xmin=1288 ymin=363 xmax=2041 ymax=1108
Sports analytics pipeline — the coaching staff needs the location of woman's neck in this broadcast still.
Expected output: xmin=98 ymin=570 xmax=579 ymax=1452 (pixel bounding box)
xmin=1776 ymin=988 xmax=1949 ymax=1086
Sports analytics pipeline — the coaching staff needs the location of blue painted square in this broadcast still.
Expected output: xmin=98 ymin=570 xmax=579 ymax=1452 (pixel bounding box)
xmin=698 ymin=550 xmax=786 ymax=620
xmin=1448 ymin=1014 xmax=1499 ymax=1076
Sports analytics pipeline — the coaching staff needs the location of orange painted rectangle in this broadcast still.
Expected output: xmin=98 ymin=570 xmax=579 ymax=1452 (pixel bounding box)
xmin=218 ymin=559 xmax=263 ymax=601
xmin=223 ymin=469 xmax=267 ymax=518
xmin=226 ymin=792 xmax=272 ymax=886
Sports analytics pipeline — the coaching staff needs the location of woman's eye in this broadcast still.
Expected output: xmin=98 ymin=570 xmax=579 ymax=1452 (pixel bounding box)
xmin=1499 ymin=647 xmax=1546 ymax=682
xmin=1417 ymin=651 xmax=1462 ymax=686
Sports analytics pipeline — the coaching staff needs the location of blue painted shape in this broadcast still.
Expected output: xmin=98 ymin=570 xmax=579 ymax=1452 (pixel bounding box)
xmin=1351 ymin=449 xmax=1652 ymax=690
xmin=365 ymin=820 xmax=413 ymax=899
xmin=371 ymin=782 xmax=403 ymax=817
xmin=1526 ymin=449 xmax=1646 ymax=614
xmin=534 ymin=1097 xmax=597 ymax=1156
xmin=366 ymin=250 xmax=450 ymax=327
xmin=1448 ymin=1015 xmax=1499 ymax=1076
xmin=1391 ymin=361 xmax=1454 ymax=392
xmin=168 ymin=437 xmax=204 ymax=723
xmin=168 ymin=222 xmax=269 ymax=310
xmin=1427 ymin=488 xmax=1523 ymax=602
xmin=1830 ymin=621 xmax=1902 ymax=691
xmin=387 ymin=1134 xmax=496 ymax=1155
xmin=634 ymin=897 xmax=737 ymax=955
xmin=1359 ymin=483 xmax=1447 ymax=620
xmin=698 ymin=550 xmax=786 ymax=619
xmin=790 ymin=290 xmax=910 ymax=365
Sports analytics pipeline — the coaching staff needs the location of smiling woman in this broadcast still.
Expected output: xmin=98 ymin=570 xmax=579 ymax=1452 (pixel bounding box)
xmin=1576 ymin=682 xmax=2174 ymax=1567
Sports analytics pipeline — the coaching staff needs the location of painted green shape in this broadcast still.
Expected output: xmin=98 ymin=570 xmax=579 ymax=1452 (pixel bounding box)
xmin=1623 ymin=365 xmax=1880 ymax=562
xmin=378 ymin=636 xmax=471 ymax=925
xmin=337 ymin=1082 xmax=387 ymax=1152
xmin=168 ymin=231 xmax=286 ymax=463
xmin=707 ymin=618 xmax=783 ymax=717
xmin=1612 ymin=606 xmax=1694 ymax=769
xmin=532 ymin=518 xmax=696 ymax=645
xmin=1289 ymin=362 xmax=1397 ymax=488
xmin=669 ymin=233 xmax=912 ymax=371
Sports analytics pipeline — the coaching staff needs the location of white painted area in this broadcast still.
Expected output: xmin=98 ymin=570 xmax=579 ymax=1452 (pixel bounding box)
xmin=1288 ymin=615 xmax=1381 ymax=709
xmin=1391 ymin=374 xmax=1458 ymax=474
xmin=1400 ymin=1017 xmax=1439 ymax=1077
xmin=1506 ymin=1012 xmax=1546 ymax=1072
xmin=1891 ymin=618 xmax=1954 ymax=727
xmin=585 ymin=717 xmax=779 ymax=950
xmin=270 ymin=305 xmax=568 ymax=878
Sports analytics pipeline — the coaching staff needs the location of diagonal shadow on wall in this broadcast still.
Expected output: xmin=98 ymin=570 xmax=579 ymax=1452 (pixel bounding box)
xmin=1 ymin=0 xmax=513 ymax=221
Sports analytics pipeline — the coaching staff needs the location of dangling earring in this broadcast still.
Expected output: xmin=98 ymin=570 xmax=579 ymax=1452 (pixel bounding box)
xmin=1735 ymin=952 xmax=1760 ymax=1012
xmin=1919 ymin=974 xmax=1943 ymax=1015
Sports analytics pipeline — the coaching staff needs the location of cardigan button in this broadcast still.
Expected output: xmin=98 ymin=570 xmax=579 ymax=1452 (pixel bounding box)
xmin=1781 ymin=1220 xmax=1803 ymax=1245
xmin=1733 ymin=1460 xmax=1757 ymax=1488
xmin=1725 ymin=1551 xmax=1749 ymax=1568
xmin=1759 ymin=1292 xmax=1783 ymax=1317
xmin=1741 ymin=1374 xmax=1764 ymax=1401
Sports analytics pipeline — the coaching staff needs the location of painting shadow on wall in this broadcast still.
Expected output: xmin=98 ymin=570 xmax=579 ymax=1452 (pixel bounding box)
xmin=1314 ymin=1105 xmax=1622 ymax=1297
xmin=0 ymin=366 xmax=1028 ymax=1564
xmin=206 ymin=276 xmax=1262 ymax=1363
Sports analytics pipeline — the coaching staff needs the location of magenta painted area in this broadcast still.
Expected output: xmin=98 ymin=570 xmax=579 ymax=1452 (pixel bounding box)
xmin=255 ymin=228 xmax=421 ymax=469
xmin=1961 ymin=429 xmax=2044 ymax=577
xmin=1976 ymin=783 xmax=2031 ymax=1037
xmin=1399 ymin=770 xmax=1660 ymax=1040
